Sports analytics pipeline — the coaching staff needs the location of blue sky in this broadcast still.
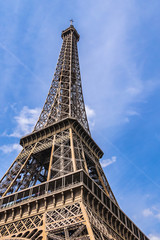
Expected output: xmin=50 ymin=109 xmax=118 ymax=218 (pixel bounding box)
xmin=0 ymin=0 xmax=160 ymax=238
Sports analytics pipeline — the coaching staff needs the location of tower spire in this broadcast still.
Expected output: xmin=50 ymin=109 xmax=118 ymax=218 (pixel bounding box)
xmin=70 ymin=19 xmax=74 ymax=26
xmin=34 ymin=24 xmax=89 ymax=134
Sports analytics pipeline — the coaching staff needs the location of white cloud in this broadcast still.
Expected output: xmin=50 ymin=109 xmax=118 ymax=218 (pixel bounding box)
xmin=9 ymin=106 xmax=41 ymax=138
xmin=127 ymin=110 xmax=139 ymax=116
xmin=80 ymin=1 xmax=160 ymax=131
xmin=124 ymin=117 xmax=130 ymax=123
xmin=85 ymin=105 xmax=95 ymax=128
xmin=122 ymin=108 xmax=140 ymax=124
xmin=142 ymin=208 xmax=153 ymax=217
xmin=149 ymin=234 xmax=160 ymax=240
xmin=0 ymin=143 xmax=22 ymax=154
xmin=153 ymin=207 xmax=160 ymax=220
xmin=101 ymin=156 xmax=117 ymax=168
xmin=0 ymin=42 xmax=38 ymax=80
xmin=142 ymin=207 xmax=160 ymax=220
xmin=86 ymin=105 xmax=95 ymax=118
xmin=126 ymin=87 xmax=142 ymax=96
xmin=156 ymin=213 xmax=160 ymax=220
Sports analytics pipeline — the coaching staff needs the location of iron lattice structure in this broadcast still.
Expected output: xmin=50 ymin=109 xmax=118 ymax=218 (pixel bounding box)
xmin=0 ymin=24 xmax=149 ymax=240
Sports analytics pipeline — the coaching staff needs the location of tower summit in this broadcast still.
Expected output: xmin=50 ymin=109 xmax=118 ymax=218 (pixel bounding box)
xmin=34 ymin=22 xmax=85 ymax=133
xmin=0 ymin=24 xmax=149 ymax=240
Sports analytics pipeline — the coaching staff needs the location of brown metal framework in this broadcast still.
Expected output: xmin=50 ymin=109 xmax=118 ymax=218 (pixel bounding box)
xmin=34 ymin=25 xmax=89 ymax=135
xmin=0 ymin=23 xmax=149 ymax=239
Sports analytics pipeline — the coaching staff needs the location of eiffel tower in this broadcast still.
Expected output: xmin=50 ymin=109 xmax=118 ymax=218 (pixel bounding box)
xmin=0 ymin=23 xmax=149 ymax=240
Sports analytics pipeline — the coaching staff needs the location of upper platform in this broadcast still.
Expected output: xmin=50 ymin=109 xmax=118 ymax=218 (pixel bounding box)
xmin=61 ymin=24 xmax=80 ymax=41
xmin=20 ymin=117 xmax=103 ymax=159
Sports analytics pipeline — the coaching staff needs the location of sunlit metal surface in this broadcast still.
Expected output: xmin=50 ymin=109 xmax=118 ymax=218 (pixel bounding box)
xmin=0 ymin=24 xmax=149 ymax=240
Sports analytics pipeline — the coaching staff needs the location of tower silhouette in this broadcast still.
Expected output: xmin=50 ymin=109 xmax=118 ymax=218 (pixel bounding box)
xmin=0 ymin=23 xmax=149 ymax=240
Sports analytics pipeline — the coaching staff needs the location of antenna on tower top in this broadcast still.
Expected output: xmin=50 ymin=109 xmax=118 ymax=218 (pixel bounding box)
xmin=70 ymin=19 xmax=74 ymax=26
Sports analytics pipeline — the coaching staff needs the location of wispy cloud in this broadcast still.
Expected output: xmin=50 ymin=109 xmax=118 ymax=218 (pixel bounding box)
xmin=149 ymin=234 xmax=160 ymax=240
xmin=127 ymin=110 xmax=139 ymax=116
xmin=101 ymin=156 xmax=117 ymax=168
xmin=142 ymin=207 xmax=160 ymax=220
xmin=0 ymin=42 xmax=39 ymax=80
xmin=142 ymin=208 xmax=153 ymax=217
xmin=123 ymin=110 xmax=140 ymax=123
xmin=85 ymin=105 xmax=95 ymax=127
xmin=8 ymin=106 xmax=41 ymax=138
xmin=81 ymin=0 xmax=160 ymax=130
xmin=86 ymin=105 xmax=95 ymax=118
xmin=0 ymin=143 xmax=22 ymax=154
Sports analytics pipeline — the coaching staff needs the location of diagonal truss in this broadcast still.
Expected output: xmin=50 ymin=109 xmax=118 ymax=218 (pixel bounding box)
xmin=0 ymin=214 xmax=43 ymax=239
xmin=0 ymin=119 xmax=117 ymax=204
xmin=34 ymin=25 xmax=90 ymax=135
xmin=45 ymin=203 xmax=90 ymax=240
xmin=45 ymin=202 xmax=121 ymax=240
xmin=0 ymin=24 xmax=117 ymax=204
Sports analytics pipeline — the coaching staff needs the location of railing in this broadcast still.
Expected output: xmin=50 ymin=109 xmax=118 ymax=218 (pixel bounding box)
xmin=0 ymin=170 xmax=149 ymax=240
xmin=82 ymin=172 xmax=149 ymax=240
xmin=0 ymin=170 xmax=83 ymax=209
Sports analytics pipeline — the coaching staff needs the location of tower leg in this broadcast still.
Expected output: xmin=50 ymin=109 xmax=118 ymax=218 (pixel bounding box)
xmin=80 ymin=202 xmax=96 ymax=240
xmin=43 ymin=213 xmax=47 ymax=240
